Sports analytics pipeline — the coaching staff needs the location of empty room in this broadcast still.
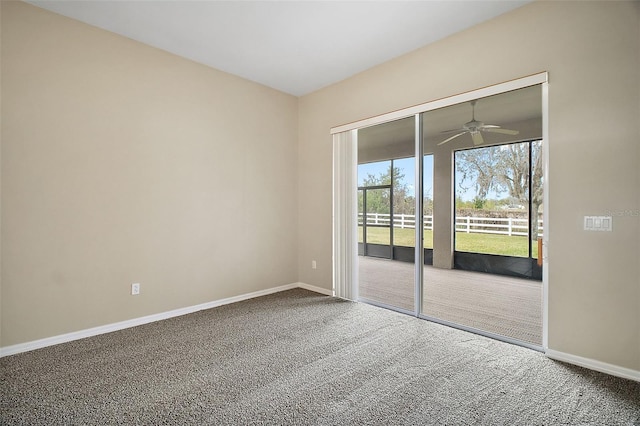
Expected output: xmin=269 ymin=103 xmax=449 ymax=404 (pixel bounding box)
xmin=1 ymin=1 xmax=639 ymax=424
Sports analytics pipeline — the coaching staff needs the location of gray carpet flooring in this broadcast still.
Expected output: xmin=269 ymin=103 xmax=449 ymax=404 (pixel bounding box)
xmin=1 ymin=288 xmax=638 ymax=425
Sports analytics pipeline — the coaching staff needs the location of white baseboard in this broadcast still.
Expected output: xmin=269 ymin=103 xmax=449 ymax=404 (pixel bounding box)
xmin=297 ymin=282 xmax=334 ymax=296
xmin=546 ymin=349 xmax=640 ymax=382
xmin=0 ymin=282 xmax=332 ymax=358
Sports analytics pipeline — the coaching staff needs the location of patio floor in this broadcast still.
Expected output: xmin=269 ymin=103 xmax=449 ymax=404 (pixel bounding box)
xmin=358 ymin=256 xmax=542 ymax=346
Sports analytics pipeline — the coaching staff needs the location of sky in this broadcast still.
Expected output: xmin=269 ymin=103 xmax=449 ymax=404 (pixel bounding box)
xmin=358 ymin=155 xmax=505 ymax=202
xmin=357 ymin=156 xmax=430 ymax=198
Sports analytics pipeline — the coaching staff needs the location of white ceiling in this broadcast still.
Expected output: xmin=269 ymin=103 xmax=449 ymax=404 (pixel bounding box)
xmin=28 ymin=0 xmax=532 ymax=96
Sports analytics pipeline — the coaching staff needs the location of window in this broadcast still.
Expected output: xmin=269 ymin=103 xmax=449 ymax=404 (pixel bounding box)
xmin=454 ymin=140 xmax=542 ymax=259
xmin=358 ymin=160 xmax=392 ymax=257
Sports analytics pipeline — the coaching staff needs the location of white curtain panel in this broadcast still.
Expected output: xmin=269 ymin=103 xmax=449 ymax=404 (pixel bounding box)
xmin=332 ymin=130 xmax=358 ymax=300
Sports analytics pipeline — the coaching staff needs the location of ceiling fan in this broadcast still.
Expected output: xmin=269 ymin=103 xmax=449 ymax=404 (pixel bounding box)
xmin=437 ymin=100 xmax=519 ymax=146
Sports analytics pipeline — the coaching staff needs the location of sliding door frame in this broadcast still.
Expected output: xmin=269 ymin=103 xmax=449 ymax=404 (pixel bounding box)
xmin=414 ymin=114 xmax=424 ymax=315
xmin=332 ymin=72 xmax=549 ymax=351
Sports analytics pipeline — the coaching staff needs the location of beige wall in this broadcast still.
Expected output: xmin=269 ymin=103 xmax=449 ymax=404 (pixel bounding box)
xmin=298 ymin=1 xmax=640 ymax=371
xmin=1 ymin=1 xmax=299 ymax=346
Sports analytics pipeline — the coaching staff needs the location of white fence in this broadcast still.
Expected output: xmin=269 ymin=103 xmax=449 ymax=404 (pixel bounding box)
xmin=358 ymin=213 xmax=543 ymax=238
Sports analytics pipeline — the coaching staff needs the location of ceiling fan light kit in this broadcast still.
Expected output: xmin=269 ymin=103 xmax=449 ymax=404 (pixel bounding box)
xmin=437 ymin=100 xmax=519 ymax=146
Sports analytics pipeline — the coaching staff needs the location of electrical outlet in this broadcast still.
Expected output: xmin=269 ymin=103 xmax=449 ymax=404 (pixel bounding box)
xmin=131 ymin=283 xmax=140 ymax=295
xmin=312 ymin=260 xmax=317 ymax=269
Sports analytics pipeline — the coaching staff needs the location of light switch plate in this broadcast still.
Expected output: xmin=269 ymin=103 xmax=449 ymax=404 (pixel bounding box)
xmin=584 ymin=216 xmax=612 ymax=231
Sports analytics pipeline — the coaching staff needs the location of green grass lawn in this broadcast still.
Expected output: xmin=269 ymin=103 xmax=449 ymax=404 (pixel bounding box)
xmin=359 ymin=226 xmax=538 ymax=258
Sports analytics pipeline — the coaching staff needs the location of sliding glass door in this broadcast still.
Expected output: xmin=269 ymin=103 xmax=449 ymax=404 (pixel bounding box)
xmin=334 ymin=74 xmax=548 ymax=350
xmin=420 ymin=86 xmax=544 ymax=347
xmin=357 ymin=117 xmax=416 ymax=313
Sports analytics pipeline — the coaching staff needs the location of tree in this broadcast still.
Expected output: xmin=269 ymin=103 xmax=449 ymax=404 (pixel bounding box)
xmin=456 ymin=140 xmax=543 ymax=239
xmin=456 ymin=147 xmax=500 ymax=201
xmin=359 ymin=165 xmax=415 ymax=215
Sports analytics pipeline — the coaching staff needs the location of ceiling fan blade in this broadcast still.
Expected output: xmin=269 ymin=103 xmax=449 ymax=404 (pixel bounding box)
xmin=440 ymin=128 xmax=464 ymax=134
xmin=437 ymin=131 xmax=467 ymax=146
xmin=471 ymin=131 xmax=484 ymax=145
xmin=484 ymin=127 xmax=520 ymax=136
